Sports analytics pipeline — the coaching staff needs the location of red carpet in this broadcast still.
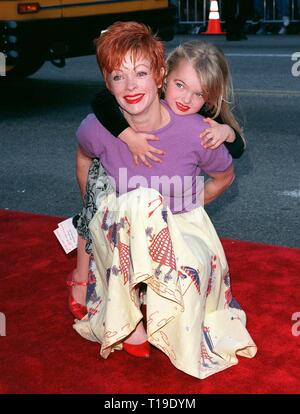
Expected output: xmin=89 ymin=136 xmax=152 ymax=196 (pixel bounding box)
xmin=0 ymin=210 xmax=299 ymax=394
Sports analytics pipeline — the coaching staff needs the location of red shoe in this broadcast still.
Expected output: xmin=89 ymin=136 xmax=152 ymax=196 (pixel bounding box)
xmin=67 ymin=273 xmax=88 ymax=320
xmin=123 ymin=341 xmax=151 ymax=358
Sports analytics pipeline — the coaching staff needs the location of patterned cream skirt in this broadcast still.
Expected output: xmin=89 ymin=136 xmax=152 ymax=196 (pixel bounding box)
xmin=73 ymin=187 xmax=257 ymax=379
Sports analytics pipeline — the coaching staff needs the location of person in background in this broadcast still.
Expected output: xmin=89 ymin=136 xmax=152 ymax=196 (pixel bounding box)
xmin=253 ymin=0 xmax=271 ymax=35
xmin=223 ymin=0 xmax=252 ymax=40
xmin=277 ymin=0 xmax=291 ymax=34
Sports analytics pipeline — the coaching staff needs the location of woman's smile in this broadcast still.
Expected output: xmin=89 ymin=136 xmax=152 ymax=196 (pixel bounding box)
xmin=124 ymin=94 xmax=145 ymax=104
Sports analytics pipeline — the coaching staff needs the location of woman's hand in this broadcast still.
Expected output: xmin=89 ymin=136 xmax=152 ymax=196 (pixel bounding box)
xmin=200 ymin=118 xmax=235 ymax=150
xmin=119 ymin=127 xmax=165 ymax=168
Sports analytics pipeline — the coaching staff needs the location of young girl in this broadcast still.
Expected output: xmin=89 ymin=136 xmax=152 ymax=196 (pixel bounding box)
xmin=69 ymin=40 xmax=245 ymax=320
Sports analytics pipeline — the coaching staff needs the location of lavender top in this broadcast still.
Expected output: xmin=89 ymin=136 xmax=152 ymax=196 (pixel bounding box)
xmin=77 ymin=101 xmax=232 ymax=213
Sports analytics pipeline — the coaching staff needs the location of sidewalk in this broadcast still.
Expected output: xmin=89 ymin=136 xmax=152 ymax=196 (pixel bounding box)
xmin=166 ymin=34 xmax=300 ymax=54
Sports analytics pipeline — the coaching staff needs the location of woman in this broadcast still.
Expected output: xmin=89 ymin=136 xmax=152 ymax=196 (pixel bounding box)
xmin=73 ymin=21 xmax=257 ymax=379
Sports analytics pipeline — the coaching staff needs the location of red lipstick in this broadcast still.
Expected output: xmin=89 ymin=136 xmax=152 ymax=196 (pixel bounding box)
xmin=124 ymin=94 xmax=144 ymax=104
xmin=176 ymin=102 xmax=190 ymax=112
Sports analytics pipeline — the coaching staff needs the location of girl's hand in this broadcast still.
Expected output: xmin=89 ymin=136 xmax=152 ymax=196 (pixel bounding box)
xmin=119 ymin=128 xmax=165 ymax=168
xmin=200 ymin=118 xmax=235 ymax=150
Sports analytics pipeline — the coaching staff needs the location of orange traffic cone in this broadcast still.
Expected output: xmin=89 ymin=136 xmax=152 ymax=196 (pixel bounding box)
xmin=202 ymin=0 xmax=225 ymax=35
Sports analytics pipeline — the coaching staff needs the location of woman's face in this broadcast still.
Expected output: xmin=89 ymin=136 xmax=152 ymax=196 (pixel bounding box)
xmin=165 ymin=59 xmax=205 ymax=116
xmin=107 ymin=53 xmax=160 ymax=118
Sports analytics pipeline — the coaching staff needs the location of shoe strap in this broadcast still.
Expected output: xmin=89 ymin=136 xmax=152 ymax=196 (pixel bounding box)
xmin=67 ymin=280 xmax=89 ymax=287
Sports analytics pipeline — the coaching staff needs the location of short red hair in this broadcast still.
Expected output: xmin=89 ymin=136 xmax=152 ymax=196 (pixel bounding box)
xmin=95 ymin=21 xmax=165 ymax=86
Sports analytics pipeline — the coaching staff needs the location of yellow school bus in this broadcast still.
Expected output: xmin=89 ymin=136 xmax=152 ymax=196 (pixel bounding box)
xmin=0 ymin=0 xmax=175 ymax=78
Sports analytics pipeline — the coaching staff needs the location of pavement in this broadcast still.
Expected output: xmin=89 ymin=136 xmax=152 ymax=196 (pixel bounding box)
xmin=0 ymin=34 xmax=299 ymax=248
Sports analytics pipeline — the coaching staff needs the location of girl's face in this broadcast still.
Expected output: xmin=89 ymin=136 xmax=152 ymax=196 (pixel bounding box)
xmin=107 ymin=52 xmax=160 ymax=118
xmin=165 ymin=59 xmax=205 ymax=116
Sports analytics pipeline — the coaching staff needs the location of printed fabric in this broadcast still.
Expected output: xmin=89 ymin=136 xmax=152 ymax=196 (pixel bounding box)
xmin=76 ymin=158 xmax=114 ymax=253
xmin=73 ymin=187 xmax=257 ymax=379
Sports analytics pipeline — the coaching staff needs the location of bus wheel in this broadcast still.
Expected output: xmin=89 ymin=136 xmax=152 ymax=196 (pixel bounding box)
xmin=4 ymin=57 xmax=45 ymax=79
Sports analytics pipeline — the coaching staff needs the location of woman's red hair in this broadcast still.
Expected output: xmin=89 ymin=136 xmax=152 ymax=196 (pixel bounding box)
xmin=95 ymin=21 xmax=165 ymax=86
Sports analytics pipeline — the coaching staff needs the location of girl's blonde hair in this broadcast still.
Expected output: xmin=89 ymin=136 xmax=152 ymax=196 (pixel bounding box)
xmin=166 ymin=41 xmax=244 ymax=138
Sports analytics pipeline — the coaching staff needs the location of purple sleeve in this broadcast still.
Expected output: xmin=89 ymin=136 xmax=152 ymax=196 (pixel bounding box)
xmin=76 ymin=114 xmax=104 ymax=158
xmin=199 ymin=144 xmax=233 ymax=173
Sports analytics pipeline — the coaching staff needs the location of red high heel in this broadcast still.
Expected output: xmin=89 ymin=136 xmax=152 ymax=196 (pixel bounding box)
xmin=123 ymin=341 xmax=151 ymax=358
xmin=67 ymin=273 xmax=88 ymax=320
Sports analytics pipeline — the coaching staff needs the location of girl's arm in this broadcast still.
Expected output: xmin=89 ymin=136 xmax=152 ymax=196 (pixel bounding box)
xmin=91 ymin=89 xmax=129 ymax=138
xmin=92 ymin=90 xmax=165 ymax=167
xmin=223 ymin=129 xmax=245 ymax=159
xmin=199 ymin=109 xmax=245 ymax=159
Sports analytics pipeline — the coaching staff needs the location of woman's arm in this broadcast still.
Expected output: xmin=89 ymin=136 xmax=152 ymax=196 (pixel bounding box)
xmin=203 ymin=164 xmax=235 ymax=205
xmin=76 ymin=144 xmax=93 ymax=199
